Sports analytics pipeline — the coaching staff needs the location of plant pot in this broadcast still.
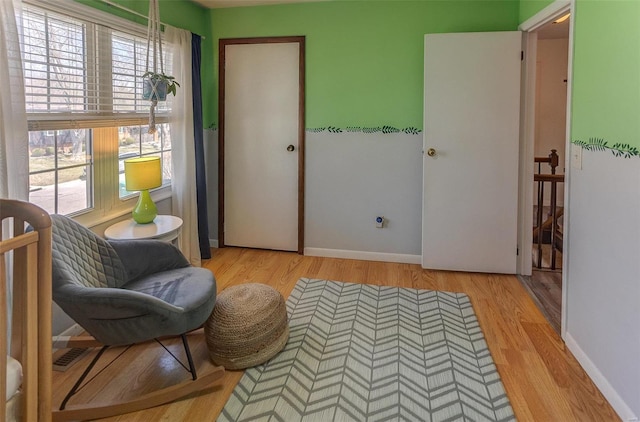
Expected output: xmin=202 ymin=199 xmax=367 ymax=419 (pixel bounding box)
xmin=142 ymin=78 xmax=168 ymax=101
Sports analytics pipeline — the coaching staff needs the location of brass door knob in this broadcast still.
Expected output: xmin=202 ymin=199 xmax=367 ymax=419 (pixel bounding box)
xmin=427 ymin=148 xmax=436 ymax=157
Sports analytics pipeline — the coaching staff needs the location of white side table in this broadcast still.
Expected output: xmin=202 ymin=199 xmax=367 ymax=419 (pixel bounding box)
xmin=104 ymin=215 xmax=183 ymax=248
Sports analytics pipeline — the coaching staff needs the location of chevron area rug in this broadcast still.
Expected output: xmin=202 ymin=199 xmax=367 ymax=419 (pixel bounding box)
xmin=218 ymin=278 xmax=515 ymax=422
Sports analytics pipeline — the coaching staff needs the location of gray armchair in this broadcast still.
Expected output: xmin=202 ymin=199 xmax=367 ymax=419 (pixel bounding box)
xmin=50 ymin=214 xmax=223 ymax=421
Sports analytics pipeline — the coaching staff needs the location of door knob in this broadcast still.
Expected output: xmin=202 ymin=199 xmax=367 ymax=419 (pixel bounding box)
xmin=427 ymin=148 xmax=436 ymax=157
xmin=287 ymin=145 xmax=295 ymax=152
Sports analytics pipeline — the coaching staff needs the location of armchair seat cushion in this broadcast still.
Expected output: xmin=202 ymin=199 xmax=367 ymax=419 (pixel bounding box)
xmin=123 ymin=266 xmax=216 ymax=327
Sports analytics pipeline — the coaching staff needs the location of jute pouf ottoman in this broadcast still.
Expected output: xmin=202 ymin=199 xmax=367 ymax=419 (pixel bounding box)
xmin=204 ymin=283 xmax=289 ymax=370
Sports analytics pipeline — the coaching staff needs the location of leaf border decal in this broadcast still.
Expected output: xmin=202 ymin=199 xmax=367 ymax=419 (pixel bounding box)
xmin=573 ymin=138 xmax=639 ymax=159
xmin=307 ymin=126 xmax=422 ymax=135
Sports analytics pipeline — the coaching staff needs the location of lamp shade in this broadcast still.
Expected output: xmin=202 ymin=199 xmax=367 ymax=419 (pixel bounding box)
xmin=124 ymin=156 xmax=162 ymax=191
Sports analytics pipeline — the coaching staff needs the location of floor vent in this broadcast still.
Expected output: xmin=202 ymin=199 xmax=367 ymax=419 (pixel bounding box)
xmin=53 ymin=348 xmax=89 ymax=372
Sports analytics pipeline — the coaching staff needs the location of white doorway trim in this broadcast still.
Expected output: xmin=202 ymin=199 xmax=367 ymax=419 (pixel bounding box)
xmin=518 ymin=0 xmax=574 ymax=338
xmin=520 ymin=0 xmax=570 ymax=32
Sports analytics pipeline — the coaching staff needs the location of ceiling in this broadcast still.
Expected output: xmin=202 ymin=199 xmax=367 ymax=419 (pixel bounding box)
xmin=192 ymin=0 xmax=329 ymax=8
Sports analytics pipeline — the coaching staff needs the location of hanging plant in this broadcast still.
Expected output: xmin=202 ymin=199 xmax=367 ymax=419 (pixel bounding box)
xmin=142 ymin=0 xmax=179 ymax=134
xmin=142 ymin=71 xmax=180 ymax=102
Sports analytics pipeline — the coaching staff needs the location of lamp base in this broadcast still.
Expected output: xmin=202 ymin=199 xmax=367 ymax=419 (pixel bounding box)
xmin=132 ymin=189 xmax=157 ymax=224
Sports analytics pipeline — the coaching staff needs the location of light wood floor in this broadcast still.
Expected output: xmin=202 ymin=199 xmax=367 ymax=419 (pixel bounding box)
xmin=51 ymin=247 xmax=619 ymax=421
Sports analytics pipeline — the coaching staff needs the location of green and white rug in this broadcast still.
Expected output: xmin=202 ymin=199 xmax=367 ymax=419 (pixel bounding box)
xmin=218 ymin=278 xmax=515 ymax=422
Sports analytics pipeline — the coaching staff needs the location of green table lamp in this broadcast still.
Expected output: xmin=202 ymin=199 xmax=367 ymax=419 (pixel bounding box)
xmin=124 ymin=156 xmax=162 ymax=224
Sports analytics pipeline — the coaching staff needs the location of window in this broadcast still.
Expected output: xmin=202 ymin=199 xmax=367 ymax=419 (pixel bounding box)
xmin=22 ymin=2 xmax=172 ymax=218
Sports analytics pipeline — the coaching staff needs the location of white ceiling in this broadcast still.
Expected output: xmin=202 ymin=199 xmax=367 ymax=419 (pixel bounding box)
xmin=192 ymin=0 xmax=329 ymax=8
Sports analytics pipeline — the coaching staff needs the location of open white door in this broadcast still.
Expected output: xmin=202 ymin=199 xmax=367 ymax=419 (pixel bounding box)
xmin=422 ymin=32 xmax=521 ymax=273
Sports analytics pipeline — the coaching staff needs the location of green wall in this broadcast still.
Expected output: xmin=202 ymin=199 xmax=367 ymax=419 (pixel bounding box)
xmin=77 ymin=0 xmax=216 ymax=127
xmin=519 ymin=0 xmax=554 ymax=23
xmin=570 ymin=0 xmax=640 ymax=153
xmin=77 ymin=0 xmax=207 ymax=34
xmin=519 ymin=0 xmax=640 ymax=154
xmin=210 ymin=1 xmax=520 ymax=129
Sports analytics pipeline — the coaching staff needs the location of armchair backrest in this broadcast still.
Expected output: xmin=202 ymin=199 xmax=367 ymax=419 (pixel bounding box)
xmin=51 ymin=215 xmax=127 ymax=290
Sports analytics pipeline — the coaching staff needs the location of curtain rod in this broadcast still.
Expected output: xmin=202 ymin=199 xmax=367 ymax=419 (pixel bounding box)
xmin=98 ymin=0 xmax=206 ymax=39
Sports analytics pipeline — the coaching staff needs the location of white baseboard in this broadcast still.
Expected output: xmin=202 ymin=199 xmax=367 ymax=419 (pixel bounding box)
xmin=52 ymin=323 xmax=84 ymax=351
xmin=209 ymin=239 xmax=219 ymax=248
xmin=304 ymin=247 xmax=421 ymax=265
xmin=564 ymin=332 xmax=638 ymax=421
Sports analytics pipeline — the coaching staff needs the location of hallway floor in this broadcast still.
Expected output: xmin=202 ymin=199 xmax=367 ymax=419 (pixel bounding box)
xmin=519 ymin=268 xmax=562 ymax=333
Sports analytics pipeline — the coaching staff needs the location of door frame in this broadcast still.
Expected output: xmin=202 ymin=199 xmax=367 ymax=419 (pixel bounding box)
xmin=518 ymin=0 xmax=574 ymax=337
xmin=218 ymin=36 xmax=306 ymax=254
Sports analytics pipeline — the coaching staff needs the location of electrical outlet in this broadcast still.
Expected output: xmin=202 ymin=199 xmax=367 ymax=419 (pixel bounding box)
xmin=571 ymin=144 xmax=582 ymax=170
xmin=375 ymin=216 xmax=384 ymax=228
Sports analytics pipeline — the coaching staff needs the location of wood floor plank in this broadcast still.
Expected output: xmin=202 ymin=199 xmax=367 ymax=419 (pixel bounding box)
xmin=521 ymin=321 xmax=619 ymax=421
xmin=501 ymin=348 xmax=575 ymax=422
xmin=51 ymin=248 xmax=620 ymax=421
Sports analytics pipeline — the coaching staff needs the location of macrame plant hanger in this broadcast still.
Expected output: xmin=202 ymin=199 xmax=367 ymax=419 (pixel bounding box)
xmin=145 ymin=0 xmax=163 ymax=134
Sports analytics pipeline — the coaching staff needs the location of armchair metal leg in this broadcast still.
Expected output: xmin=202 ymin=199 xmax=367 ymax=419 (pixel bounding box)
xmin=60 ymin=345 xmax=109 ymax=410
xmin=181 ymin=334 xmax=197 ymax=380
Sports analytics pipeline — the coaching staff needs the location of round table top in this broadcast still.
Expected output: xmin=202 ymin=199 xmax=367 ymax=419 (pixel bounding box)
xmin=104 ymin=215 xmax=183 ymax=241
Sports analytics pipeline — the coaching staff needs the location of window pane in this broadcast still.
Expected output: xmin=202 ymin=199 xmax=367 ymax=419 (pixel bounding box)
xmin=28 ymin=129 xmax=92 ymax=215
xmin=118 ymin=126 xmax=140 ymax=156
xmin=140 ymin=126 xmax=156 ymax=151
xmin=159 ymin=123 xmax=171 ymax=152
xmin=29 ymin=168 xmax=90 ymax=215
xmin=57 ymin=167 xmax=90 ymax=215
xmin=118 ymin=124 xmax=171 ymax=199
xmin=57 ymin=129 xmax=90 ymax=164
xmin=29 ymin=131 xmax=56 ymax=174
xmin=161 ymin=150 xmax=172 ymax=182
xmin=29 ymin=171 xmax=55 ymax=213
xmin=118 ymin=125 xmax=141 ymax=199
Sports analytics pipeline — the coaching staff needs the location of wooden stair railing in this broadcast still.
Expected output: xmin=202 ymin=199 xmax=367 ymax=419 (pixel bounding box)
xmin=534 ymin=149 xmax=564 ymax=270
xmin=1 ymin=199 xmax=52 ymax=422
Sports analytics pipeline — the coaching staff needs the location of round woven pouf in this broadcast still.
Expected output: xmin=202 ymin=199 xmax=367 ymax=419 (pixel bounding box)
xmin=204 ymin=283 xmax=289 ymax=370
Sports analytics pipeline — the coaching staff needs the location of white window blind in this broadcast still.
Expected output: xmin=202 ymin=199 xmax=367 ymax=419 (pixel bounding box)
xmin=21 ymin=3 xmax=172 ymax=131
xmin=112 ymin=33 xmax=172 ymax=114
xmin=22 ymin=8 xmax=87 ymax=113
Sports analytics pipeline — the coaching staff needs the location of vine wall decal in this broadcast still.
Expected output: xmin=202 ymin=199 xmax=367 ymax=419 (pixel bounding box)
xmin=307 ymin=126 xmax=422 ymax=135
xmin=207 ymin=126 xmax=422 ymax=134
xmin=572 ymin=138 xmax=639 ymax=159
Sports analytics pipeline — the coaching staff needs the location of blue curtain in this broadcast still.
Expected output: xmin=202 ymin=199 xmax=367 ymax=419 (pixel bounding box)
xmin=191 ymin=34 xmax=211 ymax=259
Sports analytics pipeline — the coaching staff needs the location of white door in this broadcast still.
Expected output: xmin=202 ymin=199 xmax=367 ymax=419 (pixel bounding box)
xmin=422 ymin=32 xmax=521 ymax=273
xmin=223 ymin=41 xmax=301 ymax=251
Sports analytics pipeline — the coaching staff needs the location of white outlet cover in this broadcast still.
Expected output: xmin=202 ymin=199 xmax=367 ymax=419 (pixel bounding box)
xmin=571 ymin=144 xmax=582 ymax=170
